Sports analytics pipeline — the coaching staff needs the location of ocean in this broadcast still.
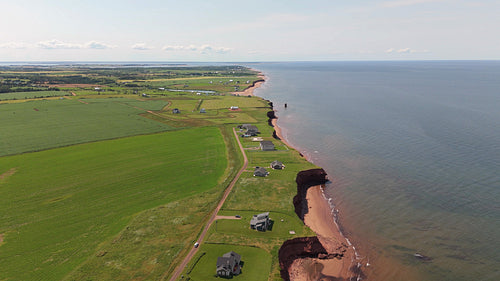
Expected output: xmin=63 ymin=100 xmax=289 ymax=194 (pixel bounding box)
xmin=249 ymin=61 xmax=500 ymax=281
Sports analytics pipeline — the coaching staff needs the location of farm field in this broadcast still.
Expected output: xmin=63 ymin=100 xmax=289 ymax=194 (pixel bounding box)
xmin=0 ymin=65 xmax=317 ymax=281
xmin=0 ymin=90 xmax=70 ymax=101
xmin=0 ymin=97 xmax=173 ymax=156
xmin=0 ymin=127 xmax=227 ymax=280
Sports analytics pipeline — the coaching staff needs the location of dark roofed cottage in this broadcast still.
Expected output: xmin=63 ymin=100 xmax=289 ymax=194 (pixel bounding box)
xmin=241 ymin=124 xmax=259 ymax=136
xmin=216 ymin=251 xmax=242 ymax=278
xmin=250 ymin=212 xmax=270 ymax=231
xmin=270 ymin=160 xmax=284 ymax=170
xmin=260 ymin=141 xmax=275 ymax=151
xmin=253 ymin=167 xmax=269 ymax=177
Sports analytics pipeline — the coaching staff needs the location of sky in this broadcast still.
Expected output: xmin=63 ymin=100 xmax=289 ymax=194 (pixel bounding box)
xmin=0 ymin=0 xmax=499 ymax=62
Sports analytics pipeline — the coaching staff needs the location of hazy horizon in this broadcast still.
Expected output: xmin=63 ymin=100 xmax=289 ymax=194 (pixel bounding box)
xmin=1 ymin=0 xmax=499 ymax=62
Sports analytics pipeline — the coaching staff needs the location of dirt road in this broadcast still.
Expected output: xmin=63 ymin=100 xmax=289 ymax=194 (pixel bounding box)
xmin=165 ymin=127 xmax=248 ymax=281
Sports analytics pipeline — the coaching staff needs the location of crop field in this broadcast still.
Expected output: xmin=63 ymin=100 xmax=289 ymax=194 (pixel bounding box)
xmin=0 ymin=127 xmax=227 ymax=280
xmin=0 ymin=90 xmax=70 ymax=101
xmin=120 ymin=76 xmax=261 ymax=92
xmin=0 ymin=65 xmax=318 ymax=281
xmin=0 ymin=97 xmax=173 ymax=156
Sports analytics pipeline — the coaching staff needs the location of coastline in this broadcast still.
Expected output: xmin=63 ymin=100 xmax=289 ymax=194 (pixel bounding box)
xmin=231 ymin=73 xmax=265 ymax=96
xmin=260 ymin=81 xmax=359 ymax=280
xmin=298 ymin=185 xmax=356 ymax=280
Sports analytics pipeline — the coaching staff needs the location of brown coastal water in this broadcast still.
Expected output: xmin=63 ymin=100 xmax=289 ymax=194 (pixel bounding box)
xmin=251 ymin=61 xmax=500 ymax=281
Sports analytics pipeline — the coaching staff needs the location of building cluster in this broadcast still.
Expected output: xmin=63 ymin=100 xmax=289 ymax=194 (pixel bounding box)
xmin=212 ymin=124 xmax=288 ymax=278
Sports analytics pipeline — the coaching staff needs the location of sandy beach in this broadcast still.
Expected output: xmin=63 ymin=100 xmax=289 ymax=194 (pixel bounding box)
xmin=286 ymin=185 xmax=356 ymax=281
xmin=271 ymin=119 xmax=291 ymax=146
xmin=231 ymin=73 xmax=265 ymax=96
xmin=270 ymin=113 xmax=357 ymax=280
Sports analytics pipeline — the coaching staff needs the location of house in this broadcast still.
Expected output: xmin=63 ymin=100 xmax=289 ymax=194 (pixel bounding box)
xmin=200 ymin=108 xmax=206 ymax=113
xmin=260 ymin=141 xmax=275 ymax=151
xmin=230 ymin=106 xmax=239 ymax=110
xmin=270 ymin=160 xmax=285 ymax=170
xmin=250 ymin=212 xmax=270 ymax=231
xmin=172 ymin=108 xmax=181 ymax=114
xmin=216 ymin=251 xmax=242 ymax=278
xmin=241 ymin=124 xmax=259 ymax=136
xmin=253 ymin=167 xmax=269 ymax=177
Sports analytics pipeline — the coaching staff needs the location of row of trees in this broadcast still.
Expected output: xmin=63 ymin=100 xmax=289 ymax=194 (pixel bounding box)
xmin=0 ymin=85 xmax=61 ymax=93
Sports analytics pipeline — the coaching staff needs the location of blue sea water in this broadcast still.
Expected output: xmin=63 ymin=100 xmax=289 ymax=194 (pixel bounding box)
xmin=250 ymin=61 xmax=500 ymax=281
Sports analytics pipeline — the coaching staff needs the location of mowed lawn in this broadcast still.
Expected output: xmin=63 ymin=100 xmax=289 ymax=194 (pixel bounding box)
xmin=0 ymin=97 xmax=173 ymax=156
xmin=0 ymin=127 xmax=227 ymax=280
xmin=188 ymin=244 xmax=271 ymax=281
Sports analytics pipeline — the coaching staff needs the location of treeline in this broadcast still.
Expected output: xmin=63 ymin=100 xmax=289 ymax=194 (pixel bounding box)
xmin=0 ymin=85 xmax=60 ymax=93
xmin=28 ymin=75 xmax=115 ymax=85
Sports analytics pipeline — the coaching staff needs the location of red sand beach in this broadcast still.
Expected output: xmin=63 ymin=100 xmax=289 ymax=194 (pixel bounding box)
xmin=272 ymin=114 xmax=358 ymax=280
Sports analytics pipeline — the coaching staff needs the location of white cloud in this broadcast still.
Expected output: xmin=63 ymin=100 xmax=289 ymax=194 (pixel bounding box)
xmin=84 ymin=41 xmax=115 ymax=49
xmin=36 ymin=39 xmax=114 ymax=50
xmin=131 ymin=43 xmax=153 ymax=50
xmin=397 ymin=47 xmax=412 ymax=53
xmin=0 ymin=42 xmax=29 ymax=49
xmin=37 ymin=39 xmax=82 ymax=49
xmin=162 ymin=45 xmax=199 ymax=51
xmin=386 ymin=48 xmax=431 ymax=54
xmin=162 ymin=44 xmax=232 ymax=54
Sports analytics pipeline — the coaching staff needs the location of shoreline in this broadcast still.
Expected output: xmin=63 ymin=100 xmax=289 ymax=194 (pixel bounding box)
xmin=299 ymin=185 xmax=356 ymax=280
xmin=231 ymin=72 xmax=266 ymax=96
xmin=261 ymin=84 xmax=359 ymax=279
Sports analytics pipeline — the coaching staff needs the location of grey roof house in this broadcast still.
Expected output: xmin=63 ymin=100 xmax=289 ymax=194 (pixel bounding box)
xmin=253 ymin=167 xmax=269 ymax=177
xmin=250 ymin=212 xmax=270 ymax=231
xmin=216 ymin=251 xmax=242 ymax=278
xmin=270 ymin=160 xmax=285 ymax=170
xmin=260 ymin=141 xmax=275 ymax=151
xmin=241 ymin=124 xmax=259 ymax=136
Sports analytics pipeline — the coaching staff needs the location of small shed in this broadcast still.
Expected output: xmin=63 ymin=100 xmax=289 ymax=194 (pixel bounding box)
xmin=200 ymin=108 xmax=206 ymax=113
xmin=270 ymin=160 xmax=285 ymax=170
xmin=254 ymin=167 xmax=269 ymax=177
xmin=260 ymin=141 xmax=275 ymax=151
xmin=172 ymin=108 xmax=181 ymax=114
xmin=230 ymin=106 xmax=239 ymax=110
xmin=250 ymin=212 xmax=270 ymax=231
xmin=216 ymin=251 xmax=242 ymax=278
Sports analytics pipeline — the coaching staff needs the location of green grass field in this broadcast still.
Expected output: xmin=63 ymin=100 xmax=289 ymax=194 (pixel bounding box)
xmin=0 ymin=90 xmax=70 ymax=100
xmin=188 ymin=244 xmax=272 ymax=281
xmin=0 ymin=127 xmax=227 ymax=280
xmin=0 ymin=66 xmax=319 ymax=281
xmin=0 ymin=97 xmax=173 ymax=156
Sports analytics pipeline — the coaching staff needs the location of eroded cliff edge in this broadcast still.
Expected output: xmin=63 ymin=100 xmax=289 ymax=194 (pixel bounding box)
xmin=278 ymin=169 xmax=351 ymax=281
